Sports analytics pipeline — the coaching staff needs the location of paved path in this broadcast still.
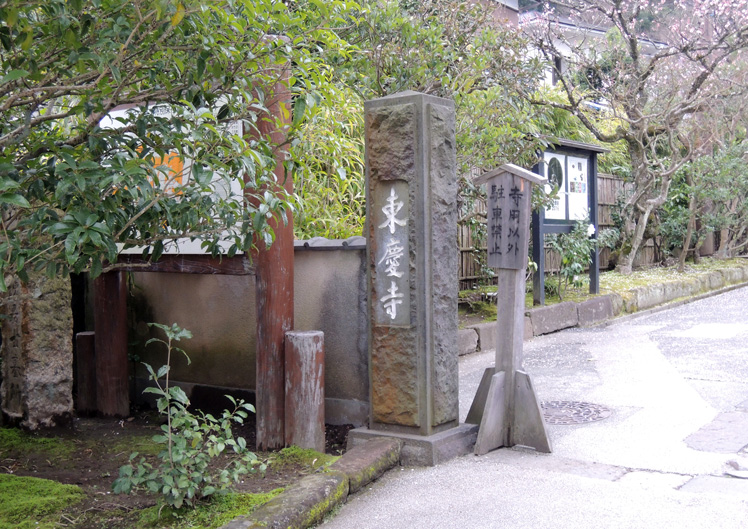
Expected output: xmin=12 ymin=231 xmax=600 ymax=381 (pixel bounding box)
xmin=322 ymin=287 xmax=748 ymax=528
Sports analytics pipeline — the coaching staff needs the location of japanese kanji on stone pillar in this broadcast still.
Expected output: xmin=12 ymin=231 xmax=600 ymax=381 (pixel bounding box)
xmin=348 ymin=91 xmax=477 ymax=466
xmin=467 ymin=164 xmax=552 ymax=455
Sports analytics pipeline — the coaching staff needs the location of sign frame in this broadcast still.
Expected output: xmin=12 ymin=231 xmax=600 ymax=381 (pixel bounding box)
xmin=531 ymin=139 xmax=607 ymax=305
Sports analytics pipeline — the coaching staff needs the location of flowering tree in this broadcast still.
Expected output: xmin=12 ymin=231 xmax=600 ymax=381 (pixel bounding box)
xmin=523 ymin=0 xmax=748 ymax=274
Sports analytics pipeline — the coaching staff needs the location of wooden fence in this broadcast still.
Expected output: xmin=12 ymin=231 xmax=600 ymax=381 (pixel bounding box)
xmin=458 ymin=173 xmax=656 ymax=290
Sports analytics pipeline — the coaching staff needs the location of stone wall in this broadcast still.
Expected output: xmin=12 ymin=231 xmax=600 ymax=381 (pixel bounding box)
xmin=130 ymin=238 xmax=369 ymax=426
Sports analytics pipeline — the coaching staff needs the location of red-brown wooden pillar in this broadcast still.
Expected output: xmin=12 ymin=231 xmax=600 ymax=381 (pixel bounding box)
xmin=252 ymin=61 xmax=294 ymax=450
xmin=93 ymin=271 xmax=129 ymax=417
xmin=75 ymin=331 xmax=97 ymax=415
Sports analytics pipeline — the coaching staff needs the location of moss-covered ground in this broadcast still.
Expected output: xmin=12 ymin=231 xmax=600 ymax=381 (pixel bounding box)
xmin=0 ymin=474 xmax=85 ymax=529
xmin=459 ymin=257 xmax=748 ymax=326
xmin=0 ymin=414 xmax=349 ymax=529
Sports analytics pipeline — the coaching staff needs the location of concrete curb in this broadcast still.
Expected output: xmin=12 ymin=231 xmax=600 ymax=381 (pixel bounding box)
xmin=464 ymin=263 xmax=748 ymax=349
xmin=220 ymin=437 xmax=402 ymax=529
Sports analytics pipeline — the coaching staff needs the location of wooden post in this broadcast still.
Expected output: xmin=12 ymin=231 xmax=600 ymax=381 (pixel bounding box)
xmin=93 ymin=271 xmax=129 ymax=417
xmin=252 ymin=56 xmax=293 ymax=450
xmin=532 ymin=207 xmax=545 ymax=306
xmin=468 ymin=165 xmax=551 ymax=455
xmin=588 ymin=152 xmax=600 ymax=294
xmin=284 ymin=331 xmax=325 ymax=452
xmin=75 ymin=332 xmax=97 ymax=415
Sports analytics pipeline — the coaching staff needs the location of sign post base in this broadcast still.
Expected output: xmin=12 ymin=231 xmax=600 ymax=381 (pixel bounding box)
xmin=469 ymin=368 xmax=551 ymax=455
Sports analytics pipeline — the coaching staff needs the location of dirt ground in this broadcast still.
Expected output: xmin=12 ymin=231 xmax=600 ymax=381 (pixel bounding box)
xmin=0 ymin=410 xmax=352 ymax=528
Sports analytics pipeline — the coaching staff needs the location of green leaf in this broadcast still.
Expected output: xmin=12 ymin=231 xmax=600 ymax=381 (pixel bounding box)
xmin=0 ymin=69 xmax=29 ymax=85
xmin=171 ymin=4 xmax=186 ymax=26
xmin=90 ymin=258 xmax=102 ymax=278
xmin=169 ymin=386 xmax=190 ymax=405
xmin=292 ymin=96 xmax=307 ymax=129
xmin=0 ymin=193 xmax=30 ymax=208
xmin=19 ymin=29 xmax=32 ymax=51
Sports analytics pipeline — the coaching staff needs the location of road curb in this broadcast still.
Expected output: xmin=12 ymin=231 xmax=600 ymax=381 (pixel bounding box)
xmin=220 ymin=437 xmax=402 ymax=529
xmin=466 ymin=264 xmax=748 ymax=346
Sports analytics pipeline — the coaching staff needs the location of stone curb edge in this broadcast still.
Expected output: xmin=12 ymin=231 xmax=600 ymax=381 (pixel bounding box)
xmin=220 ymin=437 xmax=402 ymax=529
xmin=459 ymin=263 xmax=748 ymax=351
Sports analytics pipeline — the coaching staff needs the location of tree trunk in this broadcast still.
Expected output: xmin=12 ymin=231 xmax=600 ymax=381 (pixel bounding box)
xmin=716 ymin=198 xmax=738 ymax=259
xmin=716 ymin=227 xmax=730 ymax=258
xmin=616 ymin=205 xmax=654 ymax=275
xmin=678 ymin=174 xmax=697 ymax=273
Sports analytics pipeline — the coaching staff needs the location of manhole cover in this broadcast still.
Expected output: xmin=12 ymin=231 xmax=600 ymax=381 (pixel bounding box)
xmin=541 ymin=401 xmax=612 ymax=425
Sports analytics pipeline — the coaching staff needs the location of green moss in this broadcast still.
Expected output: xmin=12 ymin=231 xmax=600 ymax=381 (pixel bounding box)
xmin=0 ymin=427 xmax=74 ymax=458
xmin=302 ymin=476 xmax=348 ymax=528
xmin=269 ymin=446 xmax=338 ymax=471
xmin=458 ymin=300 xmax=498 ymax=321
xmin=138 ymin=489 xmax=283 ymax=528
xmin=0 ymin=474 xmax=84 ymax=529
xmin=109 ymin=433 xmax=163 ymax=457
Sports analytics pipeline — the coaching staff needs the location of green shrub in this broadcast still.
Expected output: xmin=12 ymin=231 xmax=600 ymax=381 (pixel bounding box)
xmin=113 ymin=323 xmax=262 ymax=509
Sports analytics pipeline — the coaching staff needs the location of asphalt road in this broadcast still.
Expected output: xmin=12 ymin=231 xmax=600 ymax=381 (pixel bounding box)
xmin=322 ymin=286 xmax=748 ymax=529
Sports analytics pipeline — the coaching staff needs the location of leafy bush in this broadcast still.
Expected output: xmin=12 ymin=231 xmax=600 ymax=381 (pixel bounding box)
xmin=546 ymin=220 xmax=618 ymax=300
xmin=113 ymin=323 xmax=261 ymax=509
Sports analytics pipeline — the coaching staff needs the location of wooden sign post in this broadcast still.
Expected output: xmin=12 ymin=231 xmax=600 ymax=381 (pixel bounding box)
xmin=467 ymin=164 xmax=552 ymax=455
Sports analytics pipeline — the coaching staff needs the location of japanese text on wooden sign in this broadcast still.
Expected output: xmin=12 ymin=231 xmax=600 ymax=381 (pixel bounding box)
xmin=487 ymin=173 xmax=532 ymax=270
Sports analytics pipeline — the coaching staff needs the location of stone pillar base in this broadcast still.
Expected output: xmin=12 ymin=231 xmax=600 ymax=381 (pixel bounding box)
xmin=347 ymin=423 xmax=478 ymax=467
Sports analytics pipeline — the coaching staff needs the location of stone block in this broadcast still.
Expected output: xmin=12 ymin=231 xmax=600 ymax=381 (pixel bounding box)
xmin=577 ymin=296 xmax=614 ymax=326
xmin=468 ymin=322 xmax=496 ymax=351
xmin=221 ymin=472 xmax=349 ymax=529
xmin=366 ymin=91 xmax=459 ymax=435
xmin=1 ymin=273 xmax=73 ymax=429
xmin=529 ymin=302 xmax=579 ymax=336
xmin=694 ymin=274 xmax=711 ymax=293
xmin=663 ymin=280 xmax=693 ymax=302
xmin=608 ymin=293 xmax=624 ymax=315
xmin=524 ymin=315 xmax=533 ymax=340
xmin=708 ymin=271 xmax=725 ymax=290
xmin=329 ymin=437 xmax=401 ymax=494
xmin=458 ymin=329 xmax=478 ymax=356
xmin=622 ymin=291 xmax=637 ymax=313
xmin=631 ymin=284 xmax=666 ymax=310
xmin=720 ymin=267 xmax=744 ymax=284
xmin=347 ymin=423 xmax=478 ymax=467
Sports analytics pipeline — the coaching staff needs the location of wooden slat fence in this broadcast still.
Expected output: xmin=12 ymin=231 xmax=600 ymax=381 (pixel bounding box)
xmin=458 ymin=173 xmax=656 ymax=290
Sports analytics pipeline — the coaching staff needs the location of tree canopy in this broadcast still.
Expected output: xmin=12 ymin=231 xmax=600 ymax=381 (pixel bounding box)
xmin=523 ymin=0 xmax=748 ymax=273
xmin=0 ymin=0 xmax=356 ymax=293
xmin=293 ymin=0 xmax=553 ymax=239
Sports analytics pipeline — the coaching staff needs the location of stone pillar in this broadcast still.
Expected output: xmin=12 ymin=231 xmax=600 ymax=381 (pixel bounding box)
xmin=0 ymin=273 xmax=73 ymax=429
xmin=348 ymin=91 xmax=477 ymax=465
